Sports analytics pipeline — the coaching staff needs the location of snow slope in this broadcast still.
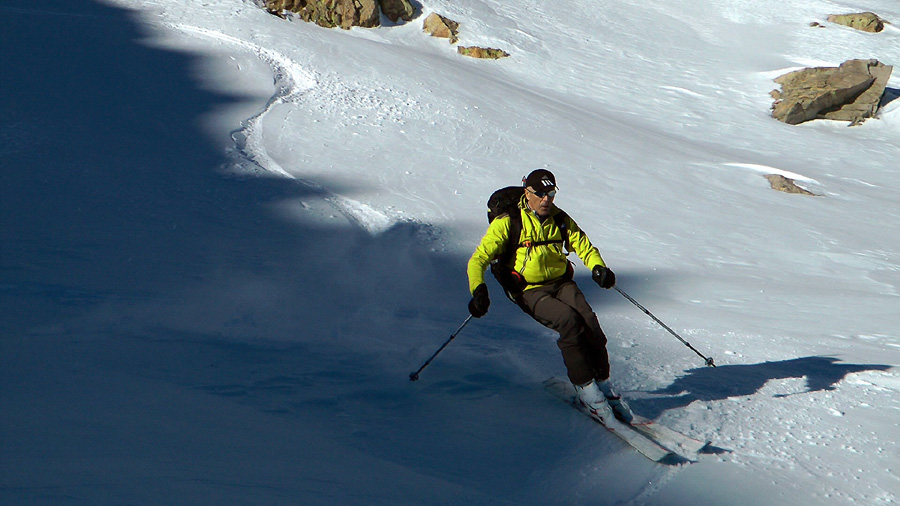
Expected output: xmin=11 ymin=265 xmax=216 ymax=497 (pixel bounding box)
xmin=2 ymin=0 xmax=898 ymax=504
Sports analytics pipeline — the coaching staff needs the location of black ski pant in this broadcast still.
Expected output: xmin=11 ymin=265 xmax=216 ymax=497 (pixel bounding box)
xmin=517 ymin=279 xmax=610 ymax=386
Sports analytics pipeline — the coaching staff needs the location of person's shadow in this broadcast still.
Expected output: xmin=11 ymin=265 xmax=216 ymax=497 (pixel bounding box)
xmin=630 ymin=356 xmax=893 ymax=420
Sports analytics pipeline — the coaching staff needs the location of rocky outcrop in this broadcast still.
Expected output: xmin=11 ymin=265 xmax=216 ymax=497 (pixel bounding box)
xmin=264 ymin=4 xmax=509 ymax=61
xmin=827 ymin=12 xmax=886 ymax=33
xmin=771 ymin=59 xmax=893 ymax=125
xmin=266 ymin=0 xmax=415 ymax=29
xmin=457 ymin=46 xmax=510 ymax=60
xmin=423 ymin=12 xmax=459 ymax=43
xmin=265 ymin=0 xmax=378 ymax=29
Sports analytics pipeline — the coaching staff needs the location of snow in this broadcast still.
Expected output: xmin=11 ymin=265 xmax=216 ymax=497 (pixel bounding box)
xmin=1 ymin=0 xmax=898 ymax=504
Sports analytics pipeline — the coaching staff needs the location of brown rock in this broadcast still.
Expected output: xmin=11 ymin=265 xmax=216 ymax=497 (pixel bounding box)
xmin=423 ymin=12 xmax=459 ymax=43
xmin=821 ymin=61 xmax=894 ymax=124
xmin=266 ymin=0 xmax=380 ymax=29
xmin=765 ymin=175 xmax=818 ymax=196
xmin=338 ymin=0 xmax=380 ymax=29
xmin=457 ymin=46 xmax=510 ymax=59
xmin=827 ymin=12 xmax=885 ymax=33
xmin=380 ymin=0 xmax=416 ymax=23
xmin=771 ymin=59 xmax=892 ymax=125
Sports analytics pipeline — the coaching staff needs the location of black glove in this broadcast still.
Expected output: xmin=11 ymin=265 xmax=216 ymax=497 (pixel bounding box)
xmin=468 ymin=283 xmax=490 ymax=318
xmin=592 ymin=265 xmax=616 ymax=289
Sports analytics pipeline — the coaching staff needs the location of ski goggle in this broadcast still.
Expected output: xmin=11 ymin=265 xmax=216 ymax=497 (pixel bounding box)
xmin=527 ymin=188 xmax=557 ymax=199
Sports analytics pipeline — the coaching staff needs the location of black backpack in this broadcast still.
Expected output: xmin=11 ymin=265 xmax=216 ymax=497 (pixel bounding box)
xmin=486 ymin=186 xmax=569 ymax=301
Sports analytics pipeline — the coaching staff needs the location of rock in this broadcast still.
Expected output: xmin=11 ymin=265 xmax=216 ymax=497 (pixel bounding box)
xmin=380 ymin=0 xmax=415 ymax=23
xmin=266 ymin=0 xmax=380 ymax=29
xmin=266 ymin=0 xmax=290 ymax=12
xmin=339 ymin=0 xmax=380 ymax=29
xmin=458 ymin=46 xmax=509 ymax=59
xmin=827 ymin=12 xmax=885 ymax=33
xmin=765 ymin=175 xmax=818 ymax=196
xmin=821 ymin=61 xmax=894 ymax=125
xmin=423 ymin=12 xmax=460 ymax=43
xmin=771 ymin=59 xmax=893 ymax=125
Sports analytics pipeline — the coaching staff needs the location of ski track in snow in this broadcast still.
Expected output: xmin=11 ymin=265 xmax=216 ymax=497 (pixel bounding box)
xmin=619 ymin=465 xmax=685 ymax=506
xmin=163 ymin=23 xmax=312 ymax=179
xmin=162 ymin=22 xmax=395 ymax=234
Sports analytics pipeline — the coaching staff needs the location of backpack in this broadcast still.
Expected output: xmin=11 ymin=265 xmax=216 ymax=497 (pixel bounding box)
xmin=486 ymin=186 xmax=570 ymax=302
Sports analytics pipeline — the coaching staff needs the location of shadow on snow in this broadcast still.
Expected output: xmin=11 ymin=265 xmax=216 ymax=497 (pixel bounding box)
xmin=0 ymin=0 xmax=464 ymax=342
xmin=630 ymin=356 xmax=894 ymax=419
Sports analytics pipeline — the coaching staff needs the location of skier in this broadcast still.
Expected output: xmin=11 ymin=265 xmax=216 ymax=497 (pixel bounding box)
xmin=466 ymin=169 xmax=633 ymax=423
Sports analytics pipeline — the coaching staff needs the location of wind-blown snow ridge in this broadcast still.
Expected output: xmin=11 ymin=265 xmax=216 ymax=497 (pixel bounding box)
xmin=164 ymin=23 xmax=316 ymax=179
xmin=723 ymin=162 xmax=817 ymax=182
xmin=327 ymin=195 xmax=393 ymax=233
xmin=162 ymin=22 xmax=397 ymax=234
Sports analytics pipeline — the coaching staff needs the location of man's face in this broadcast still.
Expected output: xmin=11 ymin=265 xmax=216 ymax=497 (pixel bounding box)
xmin=525 ymin=186 xmax=556 ymax=217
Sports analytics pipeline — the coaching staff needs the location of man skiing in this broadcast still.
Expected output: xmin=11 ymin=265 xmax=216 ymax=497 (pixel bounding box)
xmin=466 ymin=169 xmax=632 ymax=424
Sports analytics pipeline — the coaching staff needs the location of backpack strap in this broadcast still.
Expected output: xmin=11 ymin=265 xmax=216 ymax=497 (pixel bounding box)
xmin=497 ymin=209 xmax=523 ymax=268
xmin=553 ymin=210 xmax=570 ymax=252
xmin=488 ymin=209 xmax=525 ymax=302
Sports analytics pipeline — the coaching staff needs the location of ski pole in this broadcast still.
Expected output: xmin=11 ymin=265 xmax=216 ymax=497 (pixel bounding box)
xmin=409 ymin=315 xmax=474 ymax=381
xmin=615 ymin=287 xmax=716 ymax=367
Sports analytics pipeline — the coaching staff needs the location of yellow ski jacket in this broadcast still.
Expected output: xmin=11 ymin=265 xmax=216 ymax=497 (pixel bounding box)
xmin=467 ymin=196 xmax=606 ymax=294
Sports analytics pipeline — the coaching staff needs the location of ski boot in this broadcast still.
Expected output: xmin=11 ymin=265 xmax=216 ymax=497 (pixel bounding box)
xmin=574 ymin=380 xmax=615 ymax=424
xmin=598 ymin=379 xmax=633 ymax=423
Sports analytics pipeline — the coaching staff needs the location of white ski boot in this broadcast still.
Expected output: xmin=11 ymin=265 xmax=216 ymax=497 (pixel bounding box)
xmin=574 ymin=380 xmax=615 ymax=424
xmin=598 ymin=379 xmax=633 ymax=423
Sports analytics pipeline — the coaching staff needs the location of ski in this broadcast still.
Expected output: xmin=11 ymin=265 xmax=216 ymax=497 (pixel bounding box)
xmin=544 ymin=378 xmax=690 ymax=464
xmin=629 ymin=414 xmax=708 ymax=459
